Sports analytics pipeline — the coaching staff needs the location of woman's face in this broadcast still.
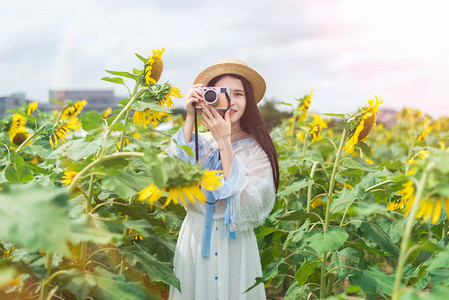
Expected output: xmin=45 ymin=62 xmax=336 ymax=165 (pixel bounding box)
xmin=214 ymin=75 xmax=246 ymax=124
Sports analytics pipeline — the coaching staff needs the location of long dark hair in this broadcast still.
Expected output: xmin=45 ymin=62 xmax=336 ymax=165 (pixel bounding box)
xmin=208 ymin=74 xmax=280 ymax=193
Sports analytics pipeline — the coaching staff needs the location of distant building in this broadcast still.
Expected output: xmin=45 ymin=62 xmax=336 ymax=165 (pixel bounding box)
xmin=377 ymin=109 xmax=398 ymax=127
xmin=0 ymin=94 xmax=29 ymax=116
xmin=49 ymin=89 xmax=120 ymax=113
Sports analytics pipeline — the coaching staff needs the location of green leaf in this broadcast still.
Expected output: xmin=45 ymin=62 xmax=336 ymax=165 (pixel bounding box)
xmin=102 ymin=76 xmax=126 ymax=85
xmin=428 ymin=269 xmax=449 ymax=284
xmin=4 ymin=151 xmax=33 ymax=183
xmin=109 ymin=122 xmax=127 ymax=131
xmin=277 ymin=210 xmax=321 ymax=222
xmin=322 ymin=113 xmax=346 ymax=119
xmin=49 ymin=137 xmax=104 ymax=161
xmin=143 ymin=151 xmax=168 ymax=188
xmin=428 ymin=249 xmax=449 ymax=271
xmin=330 ymin=186 xmax=365 ymax=214
xmin=123 ymin=219 xmax=153 ymax=238
xmin=131 ymin=100 xmax=170 ymax=113
xmin=244 ymin=258 xmax=284 ymax=293
xmin=0 ymin=187 xmax=73 ymax=255
xmin=121 ymin=243 xmax=180 ymax=290
xmin=105 ymin=70 xmax=139 ymax=81
xmin=342 ymin=156 xmax=377 ymax=171
xmin=180 ymin=145 xmax=194 ymax=158
xmin=352 ymin=266 xmax=395 ymax=296
xmin=295 ymin=259 xmax=319 ymax=285
xmin=334 ymin=247 xmax=359 ymax=280
xmin=102 ymin=170 xmax=151 ymax=199
xmin=24 ymin=139 xmax=52 ymax=159
xmin=305 ymin=227 xmax=349 ymax=255
xmin=135 ymin=53 xmax=147 ymax=63
xmin=357 ymin=141 xmax=373 ymax=159
xmin=277 ymin=101 xmax=293 ymax=107
xmin=58 ymin=267 xmax=149 ymax=300
xmin=276 ymin=179 xmax=314 ymax=198
xmin=7 ymin=107 xmax=37 ymax=123
xmin=284 ymin=282 xmax=311 ymax=300
xmin=80 ymin=111 xmax=105 ymax=131
xmin=360 ymin=221 xmax=400 ymax=256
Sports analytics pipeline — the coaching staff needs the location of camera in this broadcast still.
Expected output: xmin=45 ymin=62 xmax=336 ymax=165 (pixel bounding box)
xmin=196 ymin=87 xmax=230 ymax=110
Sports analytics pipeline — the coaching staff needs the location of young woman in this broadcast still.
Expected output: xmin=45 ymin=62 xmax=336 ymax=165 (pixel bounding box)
xmin=169 ymin=58 xmax=279 ymax=300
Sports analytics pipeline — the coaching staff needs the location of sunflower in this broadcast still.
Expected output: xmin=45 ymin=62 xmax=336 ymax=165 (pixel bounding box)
xmin=298 ymin=91 xmax=313 ymax=112
xmin=132 ymin=109 xmax=166 ymax=128
xmin=128 ymin=229 xmax=145 ymax=241
xmin=343 ymin=96 xmax=383 ymax=154
xmin=61 ymin=169 xmax=79 ymax=186
xmin=144 ymin=48 xmax=165 ymax=85
xmin=118 ymin=131 xmax=142 ymax=148
xmin=416 ymin=125 xmax=432 ymax=142
xmin=414 ymin=197 xmax=446 ymax=224
xmin=8 ymin=113 xmax=29 ymax=145
xmin=26 ymin=101 xmax=38 ymax=115
xmin=309 ymin=114 xmax=327 ymax=142
xmin=161 ymin=86 xmax=183 ymax=109
xmin=295 ymin=91 xmax=313 ymax=122
xmin=60 ymin=100 xmax=87 ymax=120
xmin=138 ymin=170 xmax=223 ymax=208
xmin=49 ymin=118 xmax=82 ymax=148
xmin=2 ymin=246 xmax=16 ymax=260
xmin=311 ymin=195 xmax=323 ymax=208
xmin=137 ymin=184 xmax=166 ymax=207
xmin=102 ymin=107 xmax=112 ymax=118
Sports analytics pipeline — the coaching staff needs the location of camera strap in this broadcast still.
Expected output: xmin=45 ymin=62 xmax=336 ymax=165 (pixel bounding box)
xmin=195 ymin=92 xmax=231 ymax=205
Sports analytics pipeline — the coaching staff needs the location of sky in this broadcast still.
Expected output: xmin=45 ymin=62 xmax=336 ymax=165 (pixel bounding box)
xmin=1 ymin=0 xmax=448 ymax=118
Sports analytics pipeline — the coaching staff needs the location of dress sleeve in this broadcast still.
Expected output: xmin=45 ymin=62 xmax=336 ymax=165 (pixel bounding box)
xmin=167 ymin=126 xmax=209 ymax=165
xmin=209 ymin=144 xmax=276 ymax=232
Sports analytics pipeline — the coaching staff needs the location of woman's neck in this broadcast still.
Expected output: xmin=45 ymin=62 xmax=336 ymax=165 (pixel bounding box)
xmin=230 ymin=122 xmax=251 ymax=143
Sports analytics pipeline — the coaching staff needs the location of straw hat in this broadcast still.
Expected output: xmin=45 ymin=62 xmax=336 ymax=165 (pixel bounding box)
xmin=193 ymin=58 xmax=266 ymax=103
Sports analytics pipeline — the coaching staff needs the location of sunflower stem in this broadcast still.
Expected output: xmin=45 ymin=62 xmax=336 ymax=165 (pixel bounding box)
xmin=15 ymin=122 xmax=46 ymax=153
xmin=320 ymin=128 xmax=347 ymax=299
xmin=306 ymin=162 xmax=319 ymax=232
xmin=40 ymin=252 xmax=53 ymax=300
xmin=119 ymin=109 xmax=131 ymax=152
xmin=392 ymin=162 xmax=434 ymax=300
xmin=67 ymin=152 xmax=144 ymax=193
xmin=289 ymin=115 xmax=298 ymax=146
xmin=106 ymin=87 xmax=148 ymax=138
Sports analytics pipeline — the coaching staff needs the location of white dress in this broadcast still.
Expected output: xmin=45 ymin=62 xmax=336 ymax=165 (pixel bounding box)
xmin=167 ymin=127 xmax=276 ymax=300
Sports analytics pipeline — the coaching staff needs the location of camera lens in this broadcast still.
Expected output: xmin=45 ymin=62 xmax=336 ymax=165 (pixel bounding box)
xmin=204 ymin=90 xmax=217 ymax=104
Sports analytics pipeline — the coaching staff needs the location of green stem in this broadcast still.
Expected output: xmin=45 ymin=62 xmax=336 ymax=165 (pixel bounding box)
xmin=365 ymin=180 xmax=396 ymax=193
xmin=105 ymin=87 xmax=148 ymax=138
xmin=86 ymin=175 xmax=95 ymax=213
xmin=392 ymin=162 xmax=434 ymax=300
xmin=443 ymin=219 xmax=448 ymax=238
xmin=119 ymin=109 xmax=132 ymax=152
xmin=320 ymin=128 xmax=347 ymax=299
xmin=289 ymin=115 xmax=298 ymax=146
xmin=302 ymin=131 xmax=310 ymax=157
xmin=306 ymin=162 xmax=319 ymax=232
xmin=15 ymin=122 xmax=46 ymax=152
xmin=67 ymin=152 xmax=144 ymax=193
xmin=40 ymin=252 xmax=53 ymax=300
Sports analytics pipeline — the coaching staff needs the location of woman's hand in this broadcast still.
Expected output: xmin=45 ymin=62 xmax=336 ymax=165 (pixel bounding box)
xmin=185 ymin=84 xmax=204 ymax=118
xmin=200 ymin=103 xmax=232 ymax=146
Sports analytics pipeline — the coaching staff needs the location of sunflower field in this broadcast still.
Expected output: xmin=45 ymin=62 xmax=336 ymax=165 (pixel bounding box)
xmin=1 ymin=49 xmax=449 ymax=300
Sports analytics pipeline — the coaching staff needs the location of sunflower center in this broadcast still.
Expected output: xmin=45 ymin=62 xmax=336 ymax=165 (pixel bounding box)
xmin=13 ymin=132 xmax=28 ymax=145
xmin=149 ymin=57 xmax=164 ymax=83
xmin=358 ymin=113 xmax=376 ymax=142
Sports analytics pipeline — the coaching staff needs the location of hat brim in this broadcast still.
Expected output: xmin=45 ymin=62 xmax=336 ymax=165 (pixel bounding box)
xmin=193 ymin=62 xmax=266 ymax=103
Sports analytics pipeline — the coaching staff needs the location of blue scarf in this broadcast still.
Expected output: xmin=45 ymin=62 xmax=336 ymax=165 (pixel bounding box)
xmin=201 ymin=148 xmax=237 ymax=258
